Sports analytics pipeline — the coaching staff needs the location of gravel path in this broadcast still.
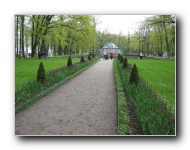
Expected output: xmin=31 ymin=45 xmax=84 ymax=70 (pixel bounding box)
xmin=15 ymin=59 xmax=117 ymax=135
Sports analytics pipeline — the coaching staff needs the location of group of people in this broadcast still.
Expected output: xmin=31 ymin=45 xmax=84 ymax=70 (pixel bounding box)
xmin=103 ymin=51 xmax=114 ymax=60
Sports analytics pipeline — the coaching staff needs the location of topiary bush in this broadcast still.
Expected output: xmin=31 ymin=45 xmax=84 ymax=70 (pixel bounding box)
xmin=81 ymin=55 xmax=85 ymax=63
xmin=67 ymin=55 xmax=73 ymax=66
xmin=118 ymin=53 xmax=121 ymax=60
xmin=37 ymin=62 xmax=46 ymax=83
xmin=120 ymin=54 xmax=124 ymax=63
xmin=92 ymin=54 xmax=95 ymax=59
xmin=130 ymin=64 xmax=139 ymax=85
xmin=123 ymin=57 xmax=128 ymax=69
xmin=88 ymin=54 xmax=91 ymax=61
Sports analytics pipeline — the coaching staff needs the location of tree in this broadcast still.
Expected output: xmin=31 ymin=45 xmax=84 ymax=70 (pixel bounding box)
xmin=126 ymin=15 xmax=175 ymax=56
xmin=145 ymin=15 xmax=175 ymax=55
xmin=15 ymin=15 xmax=99 ymax=58
xmin=97 ymin=28 xmax=110 ymax=50
xmin=15 ymin=15 xmax=19 ymax=58
xmin=19 ymin=15 xmax=25 ymax=58
xmin=30 ymin=15 xmax=54 ymax=58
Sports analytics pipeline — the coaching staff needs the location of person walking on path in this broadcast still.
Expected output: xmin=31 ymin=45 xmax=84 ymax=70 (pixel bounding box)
xmin=103 ymin=51 xmax=107 ymax=60
xmin=110 ymin=51 xmax=114 ymax=60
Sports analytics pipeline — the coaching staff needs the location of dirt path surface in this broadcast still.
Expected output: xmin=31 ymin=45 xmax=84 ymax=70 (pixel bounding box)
xmin=15 ymin=59 xmax=117 ymax=135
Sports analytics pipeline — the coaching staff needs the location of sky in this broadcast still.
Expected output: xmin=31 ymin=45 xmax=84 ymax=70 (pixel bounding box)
xmin=95 ymin=15 xmax=153 ymax=35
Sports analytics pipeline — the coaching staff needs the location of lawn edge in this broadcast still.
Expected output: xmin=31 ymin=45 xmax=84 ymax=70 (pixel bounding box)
xmin=15 ymin=58 xmax=100 ymax=114
xmin=113 ymin=59 xmax=132 ymax=135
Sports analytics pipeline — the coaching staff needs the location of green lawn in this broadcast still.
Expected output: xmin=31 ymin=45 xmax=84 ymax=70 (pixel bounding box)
xmin=15 ymin=57 xmax=81 ymax=86
xmin=128 ymin=57 xmax=175 ymax=113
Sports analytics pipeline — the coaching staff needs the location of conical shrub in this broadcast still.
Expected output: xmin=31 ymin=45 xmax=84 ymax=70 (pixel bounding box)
xmin=123 ymin=57 xmax=128 ymax=69
xmin=92 ymin=54 xmax=95 ymax=59
xmin=67 ymin=56 xmax=72 ymax=66
xmin=120 ymin=55 xmax=124 ymax=63
xmin=37 ymin=62 xmax=46 ymax=83
xmin=130 ymin=64 xmax=140 ymax=85
xmin=88 ymin=54 xmax=91 ymax=61
xmin=81 ymin=55 xmax=85 ymax=63
xmin=118 ymin=54 xmax=121 ymax=60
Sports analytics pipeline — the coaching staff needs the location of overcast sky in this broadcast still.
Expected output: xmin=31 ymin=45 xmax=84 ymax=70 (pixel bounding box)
xmin=95 ymin=15 xmax=153 ymax=35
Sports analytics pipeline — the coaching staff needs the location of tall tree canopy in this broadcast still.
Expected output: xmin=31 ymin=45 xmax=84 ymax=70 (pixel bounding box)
xmin=15 ymin=15 xmax=98 ymax=58
xmin=15 ymin=15 xmax=175 ymax=58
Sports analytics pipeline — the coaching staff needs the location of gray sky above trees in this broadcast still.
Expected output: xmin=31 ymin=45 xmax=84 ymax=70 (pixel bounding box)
xmin=95 ymin=15 xmax=153 ymax=35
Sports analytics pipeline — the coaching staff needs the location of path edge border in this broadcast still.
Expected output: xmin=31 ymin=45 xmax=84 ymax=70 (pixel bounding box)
xmin=15 ymin=58 xmax=100 ymax=114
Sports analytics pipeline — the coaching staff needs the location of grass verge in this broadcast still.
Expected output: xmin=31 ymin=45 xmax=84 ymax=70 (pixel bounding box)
xmin=15 ymin=57 xmax=81 ymax=86
xmin=113 ymin=59 xmax=132 ymax=135
xmin=15 ymin=58 xmax=99 ymax=113
xmin=128 ymin=57 xmax=175 ymax=114
xmin=115 ymin=58 xmax=175 ymax=135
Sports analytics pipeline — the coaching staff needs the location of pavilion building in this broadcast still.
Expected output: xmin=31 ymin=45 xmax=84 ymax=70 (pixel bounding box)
xmin=101 ymin=42 xmax=122 ymax=56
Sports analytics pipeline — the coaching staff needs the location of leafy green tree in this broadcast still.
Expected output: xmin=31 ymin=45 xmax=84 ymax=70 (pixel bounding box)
xmin=30 ymin=15 xmax=54 ymax=58
xmin=97 ymin=28 xmax=110 ymax=50
xmin=37 ymin=62 xmax=46 ymax=83
xmin=145 ymin=15 xmax=175 ymax=56
xmin=19 ymin=15 xmax=25 ymax=58
xmin=15 ymin=15 xmax=19 ymax=58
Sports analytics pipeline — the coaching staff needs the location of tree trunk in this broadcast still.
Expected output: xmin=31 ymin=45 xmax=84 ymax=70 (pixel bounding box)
xmin=40 ymin=39 xmax=47 ymax=56
xmin=20 ymin=15 xmax=25 ymax=58
xmin=58 ymin=40 xmax=63 ymax=55
xmin=31 ymin=15 xmax=53 ymax=58
xmin=162 ymin=16 xmax=169 ymax=53
xmin=31 ymin=15 xmax=36 ymax=58
xmin=15 ymin=15 xmax=19 ymax=58
xmin=64 ymin=45 xmax=67 ymax=55
xmin=19 ymin=17 xmax=22 ymax=58
xmin=160 ymin=40 xmax=162 ymax=56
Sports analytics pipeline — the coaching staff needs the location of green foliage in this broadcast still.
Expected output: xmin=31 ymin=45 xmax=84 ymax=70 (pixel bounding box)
xmin=67 ymin=56 xmax=73 ymax=66
xmin=113 ymin=59 xmax=132 ymax=135
xmin=37 ymin=62 xmax=46 ymax=83
xmin=123 ymin=57 xmax=128 ymax=69
xmin=120 ymin=55 xmax=124 ymax=63
xmin=15 ymin=57 xmax=81 ymax=86
xmin=117 ymin=54 xmax=121 ymax=60
xmin=130 ymin=64 xmax=139 ymax=85
xmin=115 ymin=59 xmax=175 ymax=135
xmin=15 ymin=15 xmax=175 ymax=59
xmin=16 ymin=58 xmax=100 ymax=113
xmin=88 ymin=54 xmax=91 ymax=61
xmin=92 ymin=54 xmax=95 ymax=59
xmin=81 ymin=55 xmax=85 ymax=63
xmin=128 ymin=57 xmax=175 ymax=114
